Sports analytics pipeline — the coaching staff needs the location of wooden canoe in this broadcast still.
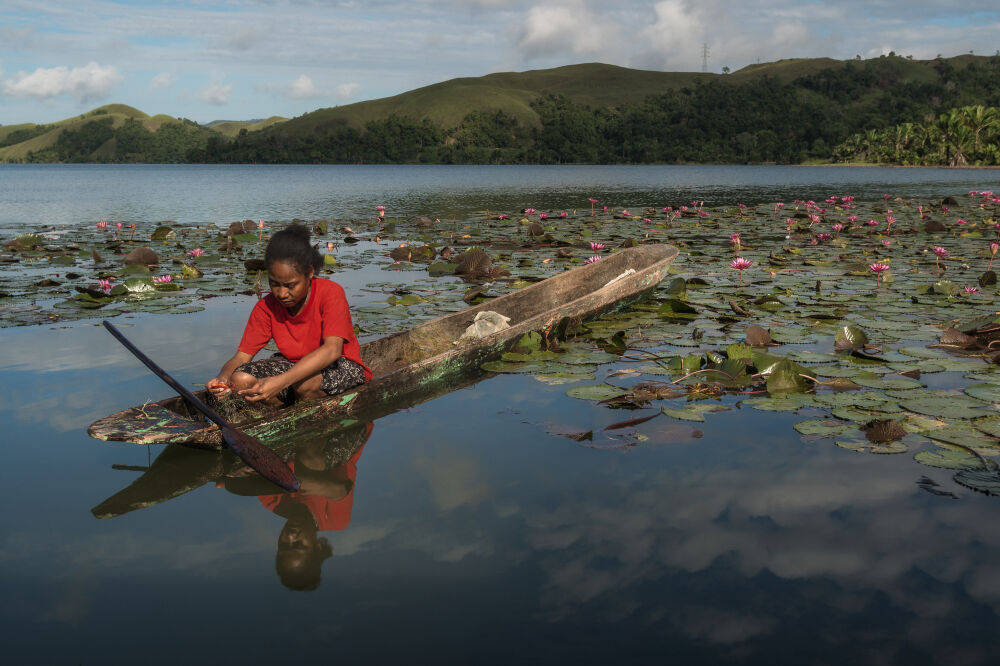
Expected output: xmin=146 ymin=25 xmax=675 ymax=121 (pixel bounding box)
xmin=88 ymin=243 xmax=678 ymax=450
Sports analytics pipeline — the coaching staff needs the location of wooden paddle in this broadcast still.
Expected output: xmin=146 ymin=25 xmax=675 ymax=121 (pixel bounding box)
xmin=102 ymin=320 xmax=300 ymax=491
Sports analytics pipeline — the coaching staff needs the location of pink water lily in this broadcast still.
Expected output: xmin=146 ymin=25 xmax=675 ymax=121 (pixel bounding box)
xmin=189 ymin=248 xmax=205 ymax=258
xmin=585 ymin=255 xmax=602 ymax=264
xmin=882 ymin=239 xmax=891 ymax=248
xmin=96 ymin=220 xmax=108 ymax=230
xmin=989 ymin=241 xmax=999 ymax=272
xmin=932 ymin=246 xmax=948 ymax=271
xmin=869 ymin=262 xmax=890 ymax=288
xmin=730 ymin=257 xmax=753 ymax=284
xmin=524 ymin=208 xmax=536 ymax=214
xmin=98 ymin=278 xmax=112 ymax=294
xmin=589 ymin=242 xmax=606 ymax=251
xmin=497 ymin=213 xmax=509 ymax=220
xmin=152 ymin=275 xmax=172 ymax=283
xmin=588 ymin=198 xmax=598 ymax=214
xmin=831 ymin=223 xmax=844 ymax=237
xmin=538 ymin=213 xmax=548 ymax=220
xmin=965 ymin=286 xmax=980 ymax=294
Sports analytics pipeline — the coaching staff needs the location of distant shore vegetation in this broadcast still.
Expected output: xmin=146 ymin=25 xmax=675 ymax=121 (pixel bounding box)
xmin=3 ymin=54 xmax=999 ymax=167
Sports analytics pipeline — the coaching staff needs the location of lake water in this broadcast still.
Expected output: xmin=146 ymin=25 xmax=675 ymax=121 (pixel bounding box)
xmin=2 ymin=163 xmax=999 ymax=227
xmin=3 ymin=165 xmax=1000 ymax=664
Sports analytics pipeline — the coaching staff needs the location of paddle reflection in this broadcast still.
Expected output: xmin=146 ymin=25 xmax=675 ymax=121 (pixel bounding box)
xmin=92 ymin=421 xmax=373 ymax=590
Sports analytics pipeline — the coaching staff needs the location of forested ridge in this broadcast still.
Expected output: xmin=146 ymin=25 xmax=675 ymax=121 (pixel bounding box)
xmin=6 ymin=54 xmax=1000 ymax=166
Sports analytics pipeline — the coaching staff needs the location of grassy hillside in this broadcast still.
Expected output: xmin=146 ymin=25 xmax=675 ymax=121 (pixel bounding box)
xmin=0 ymin=104 xmax=156 ymax=161
xmin=3 ymin=55 xmax=998 ymax=164
xmin=0 ymin=105 xmax=286 ymax=161
xmin=271 ymin=63 xmax=710 ymax=136
xmin=206 ymin=116 xmax=288 ymax=137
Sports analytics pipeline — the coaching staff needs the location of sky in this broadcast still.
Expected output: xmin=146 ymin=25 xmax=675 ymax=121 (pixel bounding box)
xmin=1 ymin=0 xmax=999 ymax=126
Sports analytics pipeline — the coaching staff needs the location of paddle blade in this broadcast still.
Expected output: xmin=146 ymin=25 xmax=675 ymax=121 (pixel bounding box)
xmin=222 ymin=426 xmax=300 ymax=491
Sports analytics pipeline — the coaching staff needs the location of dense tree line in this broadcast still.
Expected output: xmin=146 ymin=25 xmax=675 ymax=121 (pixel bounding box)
xmin=195 ymin=55 xmax=1000 ymax=166
xmin=833 ymin=105 xmax=1000 ymax=165
xmin=24 ymin=117 xmax=215 ymax=163
xmin=11 ymin=54 xmax=1000 ymax=165
xmin=0 ymin=123 xmax=55 ymax=149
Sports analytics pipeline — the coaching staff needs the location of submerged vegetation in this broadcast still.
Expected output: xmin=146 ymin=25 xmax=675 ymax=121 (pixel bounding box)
xmin=4 ymin=55 xmax=1000 ymax=165
xmin=5 ymin=189 xmax=1000 ymax=496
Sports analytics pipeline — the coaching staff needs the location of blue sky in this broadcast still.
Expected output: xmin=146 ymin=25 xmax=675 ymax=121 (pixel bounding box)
xmin=1 ymin=0 xmax=998 ymax=126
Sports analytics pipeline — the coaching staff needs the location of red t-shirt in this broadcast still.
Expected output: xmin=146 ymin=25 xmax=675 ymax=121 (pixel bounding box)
xmin=258 ymin=443 xmax=366 ymax=531
xmin=237 ymin=277 xmax=371 ymax=380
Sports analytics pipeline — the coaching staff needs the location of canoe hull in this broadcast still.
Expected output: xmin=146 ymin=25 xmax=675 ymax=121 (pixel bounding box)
xmin=88 ymin=244 xmax=677 ymax=449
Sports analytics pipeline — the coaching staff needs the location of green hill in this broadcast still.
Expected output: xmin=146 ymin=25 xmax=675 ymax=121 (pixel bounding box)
xmin=205 ymin=116 xmax=288 ymax=138
xmin=3 ymin=55 xmax=999 ymax=165
xmin=269 ymin=63 xmax=711 ymax=136
xmin=0 ymin=105 xmax=287 ymax=162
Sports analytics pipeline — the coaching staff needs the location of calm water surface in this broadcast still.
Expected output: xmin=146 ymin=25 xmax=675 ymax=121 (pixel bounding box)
xmin=2 ymin=163 xmax=998 ymax=226
xmin=2 ymin=165 xmax=1000 ymax=664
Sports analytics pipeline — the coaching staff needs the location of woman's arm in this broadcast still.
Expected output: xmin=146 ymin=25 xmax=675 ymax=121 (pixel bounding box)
xmin=207 ymin=350 xmax=253 ymax=395
xmin=240 ymin=336 xmax=344 ymax=403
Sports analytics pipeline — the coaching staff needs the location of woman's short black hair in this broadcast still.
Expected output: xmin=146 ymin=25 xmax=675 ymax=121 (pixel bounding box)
xmin=265 ymin=223 xmax=323 ymax=275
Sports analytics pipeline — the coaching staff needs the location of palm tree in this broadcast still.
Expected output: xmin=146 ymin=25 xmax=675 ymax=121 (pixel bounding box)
xmin=953 ymin=105 xmax=1000 ymax=161
xmin=933 ymin=111 xmax=972 ymax=166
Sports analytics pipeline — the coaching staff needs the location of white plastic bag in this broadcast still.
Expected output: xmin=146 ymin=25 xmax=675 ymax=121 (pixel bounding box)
xmin=459 ymin=311 xmax=511 ymax=340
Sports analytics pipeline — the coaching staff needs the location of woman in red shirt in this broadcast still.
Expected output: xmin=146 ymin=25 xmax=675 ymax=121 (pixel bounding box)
xmin=208 ymin=223 xmax=371 ymax=408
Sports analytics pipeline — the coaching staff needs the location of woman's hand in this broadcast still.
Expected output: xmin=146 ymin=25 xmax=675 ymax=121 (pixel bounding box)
xmin=206 ymin=377 xmax=232 ymax=395
xmin=239 ymin=375 xmax=287 ymax=403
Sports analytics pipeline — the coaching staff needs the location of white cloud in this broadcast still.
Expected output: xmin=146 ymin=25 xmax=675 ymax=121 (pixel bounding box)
xmin=197 ymin=82 xmax=233 ymax=105
xmin=1 ymin=62 xmax=122 ymax=102
xmin=288 ymin=74 xmax=322 ymax=99
xmin=517 ymin=2 xmax=607 ymax=59
xmin=149 ymin=72 xmax=174 ymax=91
xmin=637 ymin=0 xmax=705 ymax=70
xmin=335 ymin=82 xmax=361 ymax=100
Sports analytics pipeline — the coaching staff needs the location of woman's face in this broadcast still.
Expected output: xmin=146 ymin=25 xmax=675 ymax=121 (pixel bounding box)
xmin=268 ymin=260 xmax=313 ymax=312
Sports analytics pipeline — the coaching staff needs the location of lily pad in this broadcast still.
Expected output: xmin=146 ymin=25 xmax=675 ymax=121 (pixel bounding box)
xmin=741 ymin=395 xmax=811 ymax=412
xmin=953 ymin=468 xmax=1000 ymax=496
xmin=566 ymin=385 xmax=628 ymax=401
xmin=661 ymin=403 xmax=726 ymax=422
xmin=851 ymin=372 xmax=924 ymax=390
xmin=793 ymin=419 xmax=855 ymax=437
xmin=914 ymin=444 xmax=984 ymax=470
xmin=836 ymin=438 xmax=909 ymax=454
xmin=964 ymin=383 xmax=1000 ymax=403
xmin=923 ymin=423 xmax=1000 ymax=454
xmin=899 ymin=395 xmax=994 ymax=420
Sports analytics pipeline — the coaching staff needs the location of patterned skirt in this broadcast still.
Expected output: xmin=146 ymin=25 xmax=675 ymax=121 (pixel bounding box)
xmin=235 ymin=353 xmax=367 ymax=405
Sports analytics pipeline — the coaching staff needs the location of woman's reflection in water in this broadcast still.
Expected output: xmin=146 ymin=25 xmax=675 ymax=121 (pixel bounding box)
xmin=227 ymin=421 xmax=372 ymax=590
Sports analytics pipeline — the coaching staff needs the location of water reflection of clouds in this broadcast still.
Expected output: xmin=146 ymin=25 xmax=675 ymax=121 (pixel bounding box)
xmin=519 ymin=448 xmax=1000 ymax=653
xmin=412 ymin=449 xmax=492 ymax=512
